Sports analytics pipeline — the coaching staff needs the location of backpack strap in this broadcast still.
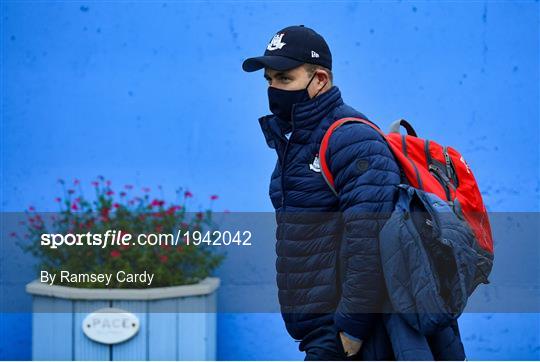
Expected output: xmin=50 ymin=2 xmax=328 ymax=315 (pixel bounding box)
xmin=319 ymin=117 xmax=387 ymax=195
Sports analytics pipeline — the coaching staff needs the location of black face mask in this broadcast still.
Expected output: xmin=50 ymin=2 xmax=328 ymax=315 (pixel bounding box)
xmin=267 ymin=73 xmax=327 ymax=124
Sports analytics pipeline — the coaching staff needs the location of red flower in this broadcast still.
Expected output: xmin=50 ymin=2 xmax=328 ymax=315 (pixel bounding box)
xmin=151 ymin=199 xmax=165 ymax=207
xmin=113 ymin=203 xmax=120 ymax=209
xmin=71 ymin=203 xmax=79 ymax=211
xmin=28 ymin=206 xmax=35 ymax=212
xmin=119 ymin=191 xmax=126 ymax=197
xmin=91 ymin=181 xmax=99 ymax=187
xmin=110 ymin=250 xmax=121 ymax=258
xmin=184 ymin=190 xmax=193 ymax=198
xmin=106 ymin=190 xmax=114 ymax=196
xmin=196 ymin=212 xmax=203 ymax=220
xmin=210 ymin=195 xmax=219 ymax=200
xmin=176 ymin=246 xmax=184 ymax=253
xmin=166 ymin=205 xmax=180 ymax=215
xmin=159 ymin=255 xmax=169 ymax=263
xmin=54 ymin=197 xmax=61 ymax=203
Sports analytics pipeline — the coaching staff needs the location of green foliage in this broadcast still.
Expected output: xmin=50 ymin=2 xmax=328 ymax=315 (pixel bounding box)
xmin=16 ymin=176 xmax=225 ymax=288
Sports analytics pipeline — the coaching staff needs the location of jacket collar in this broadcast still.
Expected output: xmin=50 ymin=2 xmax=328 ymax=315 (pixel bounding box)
xmin=259 ymin=85 xmax=343 ymax=149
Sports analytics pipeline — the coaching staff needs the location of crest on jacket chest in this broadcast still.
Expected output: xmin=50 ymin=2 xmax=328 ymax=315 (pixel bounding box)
xmin=309 ymin=154 xmax=321 ymax=173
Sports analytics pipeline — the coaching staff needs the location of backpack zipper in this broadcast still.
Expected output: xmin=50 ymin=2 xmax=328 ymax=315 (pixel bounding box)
xmin=443 ymin=146 xmax=459 ymax=187
xmin=429 ymin=164 xmax=452 ymax=202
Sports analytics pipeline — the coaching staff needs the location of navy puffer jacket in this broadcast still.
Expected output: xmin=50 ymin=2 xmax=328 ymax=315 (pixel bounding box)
xmin=259 ymin=85 xmax=401 ymax=342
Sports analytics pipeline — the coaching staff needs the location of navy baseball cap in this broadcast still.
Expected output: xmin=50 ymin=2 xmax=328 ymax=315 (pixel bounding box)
xmin=242 ymin=25 xmax=332 ymax=72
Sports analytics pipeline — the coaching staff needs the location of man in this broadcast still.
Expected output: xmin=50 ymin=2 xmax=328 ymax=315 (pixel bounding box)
xmin=242 ymin=25 xmax=465 ymax=360
xmin=242 ymin=24 xmax=398 ymax=360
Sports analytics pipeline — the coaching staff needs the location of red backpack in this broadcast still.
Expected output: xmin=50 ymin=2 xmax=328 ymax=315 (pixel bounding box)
xmin=318 ymin=117 xmax=494 ymax=256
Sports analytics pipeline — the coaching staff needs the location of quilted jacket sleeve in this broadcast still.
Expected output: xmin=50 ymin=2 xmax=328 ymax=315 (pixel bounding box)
xmin=326 ymin=122 xmax=401 ymax=340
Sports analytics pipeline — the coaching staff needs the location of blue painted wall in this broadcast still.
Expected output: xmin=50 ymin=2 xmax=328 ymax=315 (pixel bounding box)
xmin=1 ymin=1 xmax=539 ymax=360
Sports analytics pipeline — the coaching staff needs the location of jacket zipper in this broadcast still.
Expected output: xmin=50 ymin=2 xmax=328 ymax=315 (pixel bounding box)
xmin=280 ymin=105 xmax=296 ymax=308
xmin=280 ymin=105 xmax=296 ymax=210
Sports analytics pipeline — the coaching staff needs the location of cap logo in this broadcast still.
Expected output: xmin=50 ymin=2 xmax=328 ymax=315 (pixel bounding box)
xmin=267 ymin=33 xmax=286 ymax=51
xmin=311 ymin=51 xmax=320 ymax=58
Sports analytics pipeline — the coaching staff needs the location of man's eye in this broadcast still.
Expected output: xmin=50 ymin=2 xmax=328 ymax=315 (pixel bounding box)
xmin=280 ymin=76 xmax=290 ymax=82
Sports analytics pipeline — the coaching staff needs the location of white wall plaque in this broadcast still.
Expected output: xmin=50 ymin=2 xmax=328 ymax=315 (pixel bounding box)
xmin=82 ymin=307 xmax=139 ymax=344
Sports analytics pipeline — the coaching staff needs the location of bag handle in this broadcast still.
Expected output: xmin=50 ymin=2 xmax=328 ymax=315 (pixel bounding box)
xmin=389 ymin=118 xmax=418 ymax=137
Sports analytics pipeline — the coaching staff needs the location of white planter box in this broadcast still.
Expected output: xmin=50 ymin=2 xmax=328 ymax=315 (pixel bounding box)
xmin=26 ymin=277 xmax=219 ymax=361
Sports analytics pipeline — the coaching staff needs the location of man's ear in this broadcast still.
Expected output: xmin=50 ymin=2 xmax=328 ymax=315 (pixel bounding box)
xmin=314 ymin=69 xmax=330 ymax=93
xmin=316 ymin=69 xmax=329 ymax=85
